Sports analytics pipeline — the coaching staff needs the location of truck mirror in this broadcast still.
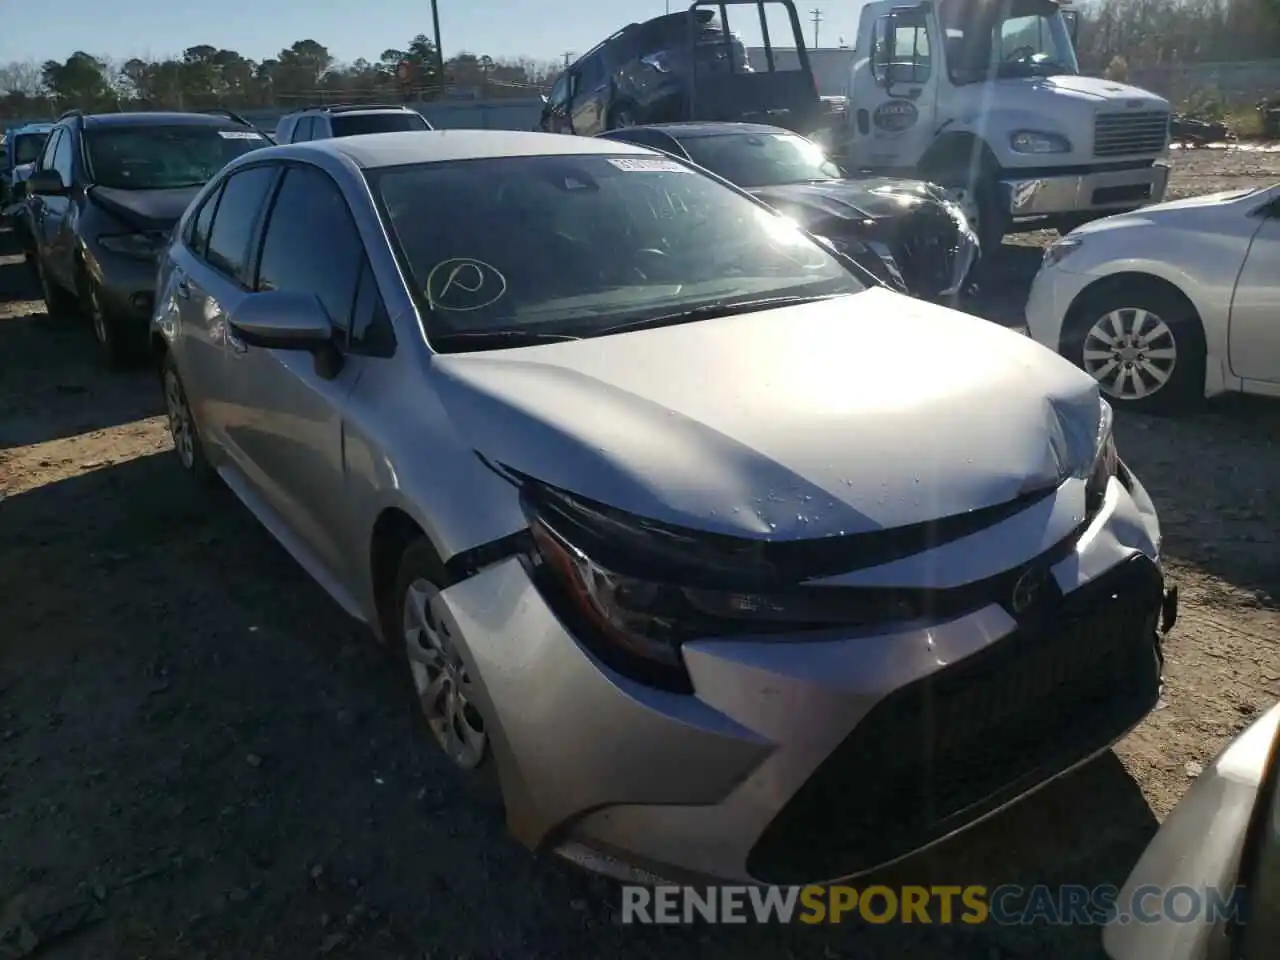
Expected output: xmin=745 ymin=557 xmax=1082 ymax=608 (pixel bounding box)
xmin=1062 ymin=10 xmax=1080 ymax=44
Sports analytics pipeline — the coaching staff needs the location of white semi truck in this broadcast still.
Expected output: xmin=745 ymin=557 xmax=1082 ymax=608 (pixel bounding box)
xmin=840 ymin=0 xmax=1172 ymax=250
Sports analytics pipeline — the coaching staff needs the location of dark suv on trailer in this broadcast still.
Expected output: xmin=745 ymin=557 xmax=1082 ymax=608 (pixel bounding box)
xmin=541 ymin=0 xmax=818 ymax=138
xmin=23 ymin=109 xmax=271 ymax=367
xmin=275 ymin=104 xmax=432 ymax=143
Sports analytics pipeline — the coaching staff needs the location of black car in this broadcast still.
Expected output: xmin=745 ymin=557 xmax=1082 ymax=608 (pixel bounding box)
xmin=22 ymin=109 xmax=272 ymax=367
xmin=541 ymin=1 xmax=820 ymax=139
xmin=599 ymin=121 xmax=980 ymax=304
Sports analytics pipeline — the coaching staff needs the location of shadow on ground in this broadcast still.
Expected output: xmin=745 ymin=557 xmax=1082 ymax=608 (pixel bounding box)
xmin=0 ymin=450 xmax=1159 ymax=959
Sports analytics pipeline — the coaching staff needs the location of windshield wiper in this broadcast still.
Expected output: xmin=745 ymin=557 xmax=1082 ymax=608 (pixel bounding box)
xmin=592 ymin=294 xmax=846 ymax=336
xmin=430 ymin=329 xmax=582 ymax=350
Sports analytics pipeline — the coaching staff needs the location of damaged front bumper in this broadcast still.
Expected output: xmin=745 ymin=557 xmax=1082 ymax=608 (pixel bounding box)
xmin=426 ymin=467 xmax=1170 ymax=886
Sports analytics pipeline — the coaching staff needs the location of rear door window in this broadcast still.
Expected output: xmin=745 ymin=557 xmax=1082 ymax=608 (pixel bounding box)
xmin=203 ymin=165 xmax=279 ymax=284
xmin=329 ymin=113 xmax=430 ymax=137
xmin=186 ymin=182 xmax=224 ymax=257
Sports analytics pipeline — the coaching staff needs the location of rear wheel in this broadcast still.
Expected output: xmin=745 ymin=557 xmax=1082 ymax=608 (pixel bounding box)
xmin=162 ymin=352 xmax=218 ymax=486
xmin=1063 ymin=282 xmax=1206 ymax=414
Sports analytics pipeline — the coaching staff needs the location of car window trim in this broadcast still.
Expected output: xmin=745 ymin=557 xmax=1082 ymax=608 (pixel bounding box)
xmin=201 ymin=162 xmax=283 ymax=290
xmin=185 ymin=180 xmax=226 ymax=257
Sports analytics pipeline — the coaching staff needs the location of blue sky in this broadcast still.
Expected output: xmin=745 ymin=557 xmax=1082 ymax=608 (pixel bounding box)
xmin=1 ymin=0 xmax=864 ymax=68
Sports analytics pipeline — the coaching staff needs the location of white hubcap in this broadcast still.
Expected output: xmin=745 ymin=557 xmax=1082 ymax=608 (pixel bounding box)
xmin=163 ymin=370 xmax=196 ymax=469
xmin=1083 ymin=307 xmax=1178 ymax=401
xmin=402 ymin=579 xmax=487 ymax=770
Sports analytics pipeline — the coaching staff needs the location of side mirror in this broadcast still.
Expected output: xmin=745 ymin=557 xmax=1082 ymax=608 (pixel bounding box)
xmin=27 ymin=169 xmax=67 ymax=196
xmin=228 ymin=290 xmax=343 ymax=376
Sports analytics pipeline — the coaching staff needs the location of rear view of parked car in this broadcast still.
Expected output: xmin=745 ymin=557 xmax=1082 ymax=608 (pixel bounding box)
xmin=153 ymin=129 xmax=1174 ymax=888
xmin=23 ymin=110 xmax=271 ymax=367
xmin=275 ymin=104 xmax=432 ymax=143
xmin=1 ymin=122 xmax=53 ymax=222
xmin=540 ymin=0 xmax=820 ymax=138
xmin=600 ymin=121 xmax=979 ymax=303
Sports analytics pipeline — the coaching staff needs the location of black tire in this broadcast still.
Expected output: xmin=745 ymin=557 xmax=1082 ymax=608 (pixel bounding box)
xmin=35 ymin=254 xmax=79 ymax=319
xmin=161 ymin=351 xmax=219 ymax=487
xmin=390 ymin=539 xmax=502 ymax=804
xmin=929 ymin=159 xmax=1008 ymax=269
xmin=1063 ymin=281 xmax=1206 ymax=415
xmin=81 ymin=268 xmax=133 ymax=370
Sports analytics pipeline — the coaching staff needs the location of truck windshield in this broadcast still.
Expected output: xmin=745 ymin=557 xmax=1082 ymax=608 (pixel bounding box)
xmin=942 ymin=0 xmax=1080 ymax=84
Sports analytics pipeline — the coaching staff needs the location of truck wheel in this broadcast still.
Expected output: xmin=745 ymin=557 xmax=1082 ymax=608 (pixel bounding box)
xmin=1063 ymin=280 xmax=1206 ymax=415
xmin=931 ymin=164 xmax=1008 ymax=264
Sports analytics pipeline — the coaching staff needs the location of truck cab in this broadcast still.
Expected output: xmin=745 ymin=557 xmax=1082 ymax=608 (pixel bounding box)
xmin=843 ymin=0 xmax=1171 ymax=250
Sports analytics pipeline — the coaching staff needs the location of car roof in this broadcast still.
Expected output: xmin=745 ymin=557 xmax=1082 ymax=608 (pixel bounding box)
xmin=78 ymin=112 xmax=252 ymax=129
xmin=284 ymin=129 xmax=658 ymax=168
xmin=617 ymin=121 xmax=793 ymax=139
xmin=288 ymin=104 xmax=419 ymax=116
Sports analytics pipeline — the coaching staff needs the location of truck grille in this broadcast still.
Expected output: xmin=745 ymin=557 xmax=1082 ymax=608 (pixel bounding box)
xmin=1093 ymin=110 xmax=1169 ymax=158
xmin=745 ymin=554 xmax=1165 ymax=884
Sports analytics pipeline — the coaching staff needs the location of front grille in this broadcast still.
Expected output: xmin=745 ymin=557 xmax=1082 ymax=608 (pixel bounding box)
xmin=1093 ymin=110 xmax=1170 ymax=158
xmin=746 ymin=555 xmax=1164 ymax=884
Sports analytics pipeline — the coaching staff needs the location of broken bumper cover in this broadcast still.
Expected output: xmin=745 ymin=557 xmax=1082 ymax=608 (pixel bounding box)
xmin=428 ymin=469 xmax=1167 ymax=886
xmin=1002 ymin=161 xmax=1171 ymax=219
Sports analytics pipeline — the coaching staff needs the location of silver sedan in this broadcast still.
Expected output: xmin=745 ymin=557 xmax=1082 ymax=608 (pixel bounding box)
xmin=151 ymin=130 xmax=1173 ymax=885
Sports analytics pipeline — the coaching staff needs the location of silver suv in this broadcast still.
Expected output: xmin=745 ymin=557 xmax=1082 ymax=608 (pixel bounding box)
xmin=275 ymin=103 xmax=432 ymax=143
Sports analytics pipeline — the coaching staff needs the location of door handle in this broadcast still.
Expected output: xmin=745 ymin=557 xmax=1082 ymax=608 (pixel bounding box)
xmin=174 ymin=279 xmax=190 ymax=299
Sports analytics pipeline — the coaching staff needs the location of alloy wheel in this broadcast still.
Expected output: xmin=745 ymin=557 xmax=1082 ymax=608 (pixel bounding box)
xmin=1082 ymin=307 xmax=1178 ymax=402
xmin=163 ymin=368 xmax=196 ymax=470
xmin=88 ymin=282 xmax=108 ymax=346
xmin=402 ymin=578 xmax=487 ymax=770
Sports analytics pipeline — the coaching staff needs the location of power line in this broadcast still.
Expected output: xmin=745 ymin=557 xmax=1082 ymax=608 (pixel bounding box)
xmin=810 ymin=7 xmax=824 ymax=48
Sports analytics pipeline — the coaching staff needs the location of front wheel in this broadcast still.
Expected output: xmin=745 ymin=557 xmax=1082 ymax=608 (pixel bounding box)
xmin=162 ymin=352 xmax=219 ymax=486
xmin=1063 ymin=283 xmax=1206 ymax=414
xmin=82 ymin=271 xmax=132 ymax=370
xmin=35 ymin=254 xmax=79 ymax=319
xmin=394 ymin=541 xmax=491 ymax=773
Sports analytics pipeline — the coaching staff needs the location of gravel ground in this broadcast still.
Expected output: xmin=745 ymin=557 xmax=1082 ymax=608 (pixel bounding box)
xmin=1 ymin=146 xmax=1278 ymax=960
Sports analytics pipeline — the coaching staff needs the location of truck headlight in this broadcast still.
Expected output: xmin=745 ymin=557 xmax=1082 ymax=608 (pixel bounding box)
xmin=1011 ymin=130 xmax=1072 ymax=154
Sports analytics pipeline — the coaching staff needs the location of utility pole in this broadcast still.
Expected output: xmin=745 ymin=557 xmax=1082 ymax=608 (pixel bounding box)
xmin=810 ymin=7 xmax=823 ymax=48
xmin=561 ymin=51 xmax=574 ymax=69
xmin=430 ymin=0 xmax=446 ymax=97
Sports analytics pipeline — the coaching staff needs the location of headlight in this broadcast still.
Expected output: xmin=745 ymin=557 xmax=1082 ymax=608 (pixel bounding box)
xmin=1042 ymin=236 xmax=1082 ymax=269
xmin=1010 ymin=130 xmax=1072 ymax=154
xmin=520 ymin=483 xmax=926 ymax=691
xmin=98 ymin=232 xmax=167 ymax=260
xmin=1080 ymin=398 xmax=1119 ymax=514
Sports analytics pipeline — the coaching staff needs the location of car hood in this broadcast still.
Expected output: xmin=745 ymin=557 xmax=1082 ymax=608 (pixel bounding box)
xmin=748 ymin=178 xmax=948 ymax=225
xmin=432 ymin=287 xmax=1103 ymax=539
xmin=1069 ymin=186 xmax=1271 ymax=238
xmin=89 ymin=185 xmax=202 ymax=231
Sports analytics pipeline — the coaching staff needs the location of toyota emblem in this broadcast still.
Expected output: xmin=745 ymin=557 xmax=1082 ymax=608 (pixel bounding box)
xmin=1011 ymin=567 xmax=1047 ymax=614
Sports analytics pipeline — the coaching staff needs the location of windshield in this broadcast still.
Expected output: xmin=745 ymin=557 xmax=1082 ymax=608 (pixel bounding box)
xmin=330 ymin=113 xmax=430 ymax=137
xmin=86 ymin=125 xmax=270 ymax=190
xmin=14 ymin=133 xmax=49 ymax=166
xmin=371 ymin=154 xmax=863 ymax=348
xmin=680 ymin=132 xmax=842 ymax=188
xmin=942 ymin=0 xmax=1080 ymax=84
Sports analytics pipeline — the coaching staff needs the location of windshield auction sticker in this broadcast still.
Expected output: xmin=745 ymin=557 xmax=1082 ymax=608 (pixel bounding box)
xmin=607 ymin=157 xmax=689 ymax=173
xmin=425 ymin=258 xmax=508 ymax=312
xmin=217 ymin=131 xmax=264 ymax=139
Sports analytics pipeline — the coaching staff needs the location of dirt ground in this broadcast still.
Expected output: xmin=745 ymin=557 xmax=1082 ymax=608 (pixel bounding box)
xmin=1 ymin=147 xmax=1277 ymax=960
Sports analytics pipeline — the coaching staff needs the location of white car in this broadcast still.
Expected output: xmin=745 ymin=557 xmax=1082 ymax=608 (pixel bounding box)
xmin=1025 ymin=184 xmax=1280 ymax=413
